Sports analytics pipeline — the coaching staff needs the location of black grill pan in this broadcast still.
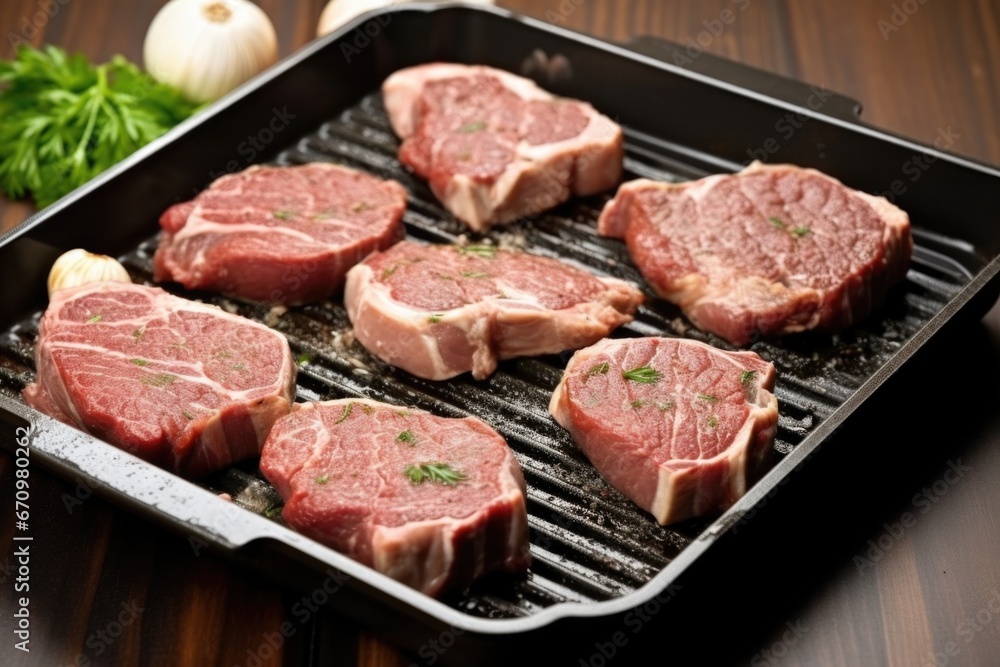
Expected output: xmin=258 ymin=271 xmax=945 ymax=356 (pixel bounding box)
xmin=1 ymin=3 xmax=999 ymax=664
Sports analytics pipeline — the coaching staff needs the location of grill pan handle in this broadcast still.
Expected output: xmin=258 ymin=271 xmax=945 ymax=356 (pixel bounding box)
xmin=624 ymin=35 xmax=864 ymax=123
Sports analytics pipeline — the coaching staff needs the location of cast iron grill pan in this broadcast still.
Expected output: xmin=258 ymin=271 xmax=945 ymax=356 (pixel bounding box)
xmin=0 ymin=92 xmax=975 ymax=619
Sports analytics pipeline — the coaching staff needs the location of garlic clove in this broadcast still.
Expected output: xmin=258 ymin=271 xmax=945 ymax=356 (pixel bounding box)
xmin=144 ymin=0 xmax=278 ymax=104
xmin=317 ymin=0 xmax=496 ymax=37
xmin=48 ymin=249 xmax=132 ymax=298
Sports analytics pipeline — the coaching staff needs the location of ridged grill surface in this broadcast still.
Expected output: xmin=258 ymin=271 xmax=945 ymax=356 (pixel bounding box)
xmin=0 ymin=92 xmax=977 ymax=618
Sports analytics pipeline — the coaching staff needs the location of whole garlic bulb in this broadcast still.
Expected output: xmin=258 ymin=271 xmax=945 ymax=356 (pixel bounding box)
xmin=144 ymin=0 xmax=278 ymax=103
xmin=48 ymin=249 xmax=132 ymax=297
xmin=317 ymin=0 xmax=495 ymax=37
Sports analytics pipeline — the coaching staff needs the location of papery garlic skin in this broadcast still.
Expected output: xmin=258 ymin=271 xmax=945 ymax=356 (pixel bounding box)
xmin=48 ymin=250 xmax=132 ymax=297
xmin=144 ymin=0 xmax=278 ymax=103
xmin=317 ymin=0 xmax=495 ymax=37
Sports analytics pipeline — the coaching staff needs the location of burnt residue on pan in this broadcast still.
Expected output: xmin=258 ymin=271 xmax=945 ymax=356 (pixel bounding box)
xmin=0 ymin=93 xmax=975 ymax=618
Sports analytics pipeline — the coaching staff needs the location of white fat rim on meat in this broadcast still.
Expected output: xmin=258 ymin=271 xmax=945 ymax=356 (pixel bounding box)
xmin=42 ymin=282 xmax=295 ymax=403
xmin=382 ymin=63 xmax=555 ymax=138
xmin=347 ymin=262 xmax=550 ymax=378
xmin=281 ymin=399 xmax=527 ymax=595
xmin=439 ymin=106 xmax=618 ymax=232
xmin=646 ymin=348 xmax=777 ymax=524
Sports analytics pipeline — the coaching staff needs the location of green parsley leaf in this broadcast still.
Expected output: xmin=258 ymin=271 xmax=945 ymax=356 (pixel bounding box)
xmin=404 ymin=463 xmax=467 ymax=486
xmin=586 ymin=362 xmax=610 ymax=377
xmin=622 ymin=365 xmax=662 ymax=384
xmin=335 ymin=402 xmax=353 ymax=424
xmin=140 ymin=373 xmax=176 ymax=387
xmin=0 ymin=45 xmax=197 ymax=208
xmin=457 ymin=245 xmax=497 ymax=259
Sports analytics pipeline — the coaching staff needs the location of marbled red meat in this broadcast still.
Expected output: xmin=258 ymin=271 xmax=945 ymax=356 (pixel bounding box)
xmin=598 ymin=162 xmax=913 ymax=345
xmin=259 ymin=398 xmax=529 ymax=597
xmin=383 ymin=63 xmax=623 ymax=231
xmin=550 ymin=337 xmax=778 ymax=525
xmin=154 ymin=163 xmax=407 ymax=304
xmin=344 ymin=241 xmax=643 ymax=380
xmin=23 ymin=283 xmax=296 ymax=477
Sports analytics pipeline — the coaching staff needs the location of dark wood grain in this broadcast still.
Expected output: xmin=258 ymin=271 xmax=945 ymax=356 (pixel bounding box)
xmin=1 ymin=2 xmax=999 ymax=666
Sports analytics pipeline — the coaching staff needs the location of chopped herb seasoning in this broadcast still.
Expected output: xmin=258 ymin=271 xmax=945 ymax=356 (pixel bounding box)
xmin=791 ymin=225 xmax=812 ymax=238
xmin=706 ymin=416 xmax=719 ymax=428
xmin=404 ymin=463 xmax=467 ymax=486
xmin=586 ymin=362 xmax=610 ymax=377
xmin=457 ymin=245 xmax=497 ymax=259
xmin=397 ymin=430 xmax=415 ymax=444
xmin=655 ymin=400 xmax=676 ymax=412
xmin=310 ymin=210 xmax=333 ymax=220
xmin=629 ymin=399 xmax=646 ymax=409
xmin=129 ymin=358 xmax=149 ymax=366
xmin=182 ymin=410 xmax=194 ymax=420
xmin=264 ymin=503 xmax=283 ymax=518
xmin=272 ymin=210 xmax=296 ymax=220
xmin=622 ymin=366 xmax=662 ymax=384
xmin=382 ymin=264 xmax=398 ymax=279
xmin=460 ymin=271 xmax=490 ymax=278
xmin=214 ymin=350 xmax=232 ymax=359
xmin=352 ymin=202 xmax=371 ymax=212
xmin=428 ymin=314 xmax=443 ymax=323
xmin=133 ymin=328 xmax=144 ymax=342
xmin=740 ymin=370 xmax=757 ymax=385
xmin=296 ymin=352 xmax=312 ymax=366
xmin=769 ymin=216 xmax=787 ymax=229
xmin=698 ymin=394 xmax=718 ymax=403
xmin=231 ymin=362 xmax=247 ymax=372
xmin=457 ymin=121 xmax=487 ymax=133
xmin=86 ymin=314 xmax=103 ymax=323
xmin=316 ymin=475 xmax=329 ymax=485
xmin=395 ymin=409 xmax=411 ymax=417
xmin=140 ymin=373 xmax=176 ymax=387
xmin=358 ymin=404 xmax=374 ymax=414
xmin=438 ymin=273 xmax=455 ymax=280
xmin=335 ymin=402 xmax=353 ymax=424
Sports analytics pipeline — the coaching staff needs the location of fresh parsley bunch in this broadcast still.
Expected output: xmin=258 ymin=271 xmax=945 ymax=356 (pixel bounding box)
xmin=0 ymin=45 xmax=197 ymax=208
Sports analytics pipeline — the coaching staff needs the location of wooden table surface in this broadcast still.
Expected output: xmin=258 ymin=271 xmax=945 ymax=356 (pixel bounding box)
xmin=2 ymin=1 xmax=999 ymax=665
